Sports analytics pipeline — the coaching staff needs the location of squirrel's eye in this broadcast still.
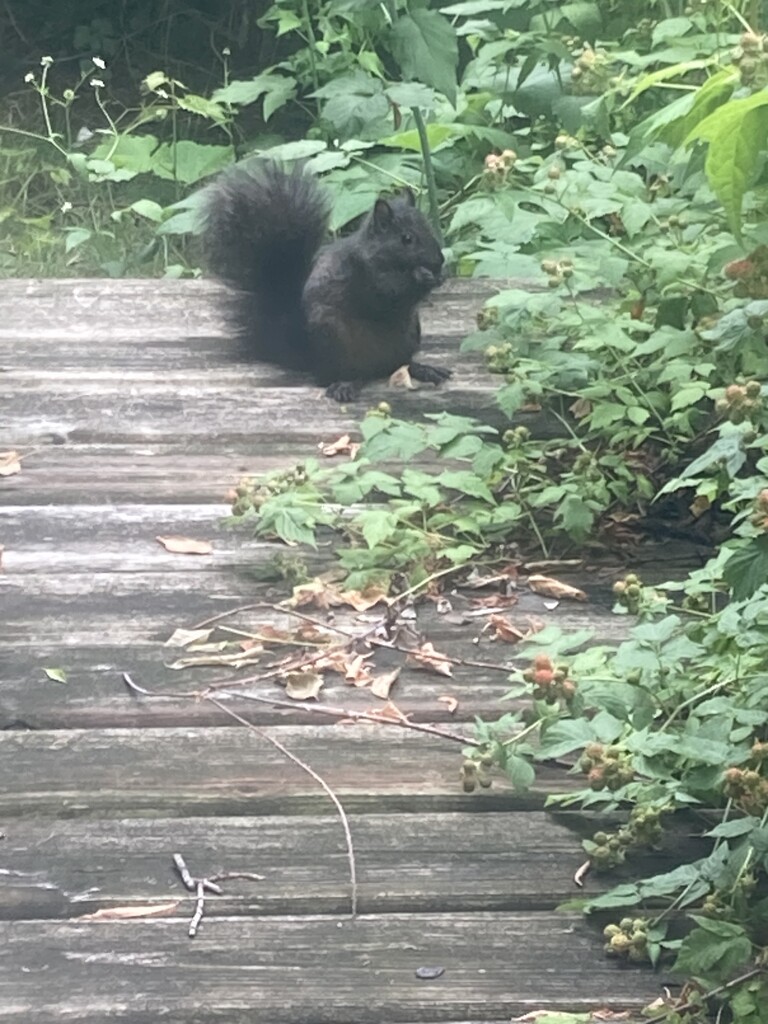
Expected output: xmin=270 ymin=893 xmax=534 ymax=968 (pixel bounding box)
xmin=401 ymin=232 xmax=413 ymax=245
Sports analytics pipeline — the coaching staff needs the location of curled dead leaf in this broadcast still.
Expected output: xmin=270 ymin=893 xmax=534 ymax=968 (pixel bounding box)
xmin=370 ymin=667 xmax=401 ymax=700
xmin=283 ymin=670 xmax=325 ymax=700
xmin=156 ymin=536 xmax=213 ymax=556
xmin=0 ymin=451 xmax=22 ymax=477
xmin=319 ymin=434 xmax=360 ymax=459
xmin=164 ymin=628 xmax=213 ymax=648
xmin=406 ymin=642 xmax=453 ymax=678
xmin=527 ymin=574 xmax=587 ymax=602
xmin=290 ymin=577 xmax=388 ymax=612
xmin=437 ymin=695 xmax=458 ymax=714
xmin=79 ymin=902 xmax=180 ymax=921
xmin=484 ymin=614 xmax=526 ymax=644
xmin=345 ymin=652 xmax=374 ymax=687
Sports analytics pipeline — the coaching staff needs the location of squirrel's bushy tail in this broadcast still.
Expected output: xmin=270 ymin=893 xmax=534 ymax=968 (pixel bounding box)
xmin=201 ymin=162 xmax=330 ymax=367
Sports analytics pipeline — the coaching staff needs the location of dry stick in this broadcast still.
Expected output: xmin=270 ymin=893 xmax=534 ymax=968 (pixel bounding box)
xmin=124 ymin=671 xmax=475 ymax=747
xmin=205 ymin=695 xmax=359 ymax=920
xmin=189 ymin=881 xmax=206 ymax=938
xmin=215 ymin=689 xmax=474 ymax=746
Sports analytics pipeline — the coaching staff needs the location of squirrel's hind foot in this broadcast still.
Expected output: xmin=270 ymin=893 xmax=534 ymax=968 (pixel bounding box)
xmin=409 ymin=361 xmax=452 ymax=385
xmin=325 ymin=381 xmax=361 ymax=403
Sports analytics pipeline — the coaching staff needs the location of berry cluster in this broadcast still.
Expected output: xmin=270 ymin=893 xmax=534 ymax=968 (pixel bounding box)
xmin=483 ymin=149 xmax=517 ymax=178
xmin=230 ymin=465 xmax=309 ymax=516
xmin=724 ymin=245 xmax=768 ymax=299
xmin=603 ymin=917 xmax=650 ymax=963
xmin=523 ymin=653 xmax=577 ymax=704
xmin=612 ymin=573 xmax=644 ymax=614
xmin=723 ymin=762 xmax=768 ymax=816
xmin=733 ymin=31 xmax=768 ymax=89
xmin=714 ymin=381 xmax=763 ymax=425
xmin=588 ymin=806 xmax=665 ymax=871
xmin=540 ymin=257 xmax=574 ymax=288
xmin=460 ymin=753 xmax=494 ymax=793
xmin=579 ymin=743 xmax=635 ymax=792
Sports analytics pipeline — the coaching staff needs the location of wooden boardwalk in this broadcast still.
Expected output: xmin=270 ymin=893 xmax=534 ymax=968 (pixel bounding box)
xmin=1 ymin=279 xmax=690 ymax=1021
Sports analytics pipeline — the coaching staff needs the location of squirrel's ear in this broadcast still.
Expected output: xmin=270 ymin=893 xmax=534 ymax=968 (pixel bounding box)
xmin=373 ymin=198 xmax=394 ymax=231
xmin=400 ymin=187 xmax=416 ymax=206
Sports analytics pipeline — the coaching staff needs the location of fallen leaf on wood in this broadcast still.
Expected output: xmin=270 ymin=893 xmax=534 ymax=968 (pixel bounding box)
xmin=156 ymin=536 xmax=213 ymax=555
xmin=527 ymin=574 xmax=587 ymax=602
xmin=290 ymin=577 xmax=388 ymax=612
xmin=345 ymin=652 xmax=374 ymax=687
xmin=0 ymin=451 xmax=21 ymax=477
xmin=388 ymin=364 xmax=417 ymax=389
xmin=80 ymin=902 xmax=181 ymax=921
xmin=462 ymin=563 xmax=519 ymax=589
xmin=470 ymin=593 xmax=519 ymax=610
xmin=167 ymin=646 xmax=263 ymax=670
xmin=43 ymin=667 xmax=67 ymax=684
xmin=164 ymin=628 xmax=213 ymax=648
xmin=437 ymin=695 xmax=458 ymax=714
xmin=406 ymin=642 xmax=453 ymax=677
xmin=361 ymin=701 xmax=410 ymax=723
xmin=484 ymin=614 xmax=526 ymax=644
xmin=370 ymin=667 xmax=401 ymax=700
xmin=318 ymin=434 xmax=360 ymax=458
xmin=284 ymin=670 xmax=324 ymax=700
xmin=0 ymin=545 xmax=3 ymax=570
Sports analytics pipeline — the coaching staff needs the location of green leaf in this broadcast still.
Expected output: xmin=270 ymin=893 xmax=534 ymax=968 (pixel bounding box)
xmin=536 ymin=718 xmax=598 ymax=759
xmin=129 ymin=199 xmax=164 ymax=223
xmin=503 ymin=753 xmax=536 ymax=790
xmin=359 ymin=510 xmax=398 ymax=548
xmin=673 ymin=918 xmax=753 ymax=980
xmin=388 ymin=9 xmax=459 ymax=105
xmin=43 ymin=667 xmax=68 ymax=684
xmin=384 ymin=82 xmax=436 ymax=109
xmin=380 ymin=123 xmax=464 ymax=152
xmin=437 ymin=470 xmax=495 ymax=503
xmin=723 ymin=537 xmax=768 ymax=600
xmin=686 ymin=89 xmax=768 ymax=237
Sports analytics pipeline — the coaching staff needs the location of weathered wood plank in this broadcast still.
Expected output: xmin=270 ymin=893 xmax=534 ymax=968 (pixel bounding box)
xmin=0 ymin=725 xmax=582 ymax=817
xmin=0 ymin=913 xmax=668 ymax=1022
xmin=0 ymin=277 xmax=500 ymax=341
xmin=2 ymin=811 xmax=705 ymax=920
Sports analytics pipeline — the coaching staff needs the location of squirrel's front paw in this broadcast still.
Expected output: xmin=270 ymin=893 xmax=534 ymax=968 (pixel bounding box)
xmin=409 ymin=361 xmax=452 ymax=385
xmin=325 ymin=381 xmax=360 ymax=403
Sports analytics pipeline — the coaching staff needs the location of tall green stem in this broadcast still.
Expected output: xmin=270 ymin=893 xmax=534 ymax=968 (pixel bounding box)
xmin=411 ymin=106 xmax=443 ymax=244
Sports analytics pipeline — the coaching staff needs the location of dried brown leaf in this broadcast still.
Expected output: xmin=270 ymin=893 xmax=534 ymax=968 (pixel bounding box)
xmin=164 ymin=628 xmax=213 ymax=648
xmin=569 ymin=396 xmax=592 ymax=419
xmin=485 ymin=614 xmax=526 ymax=644
xmin=437 ymin=694 xmax=458 ymax=714
xmin=406 ymin=642 xmax=453 ymax=677
xmin=0 ymin=451 xmax=21 ymax=477
xmin=319 ymin=434 xmax=360 ymax=459
xmin=80 ymin=902 xmax=180 ymax=921
xmin=345 ymin=652 xmax=374 ymax=687
xmin=527 ymin=573 xmax=587 ymax=602
xmin=470 ymin=592 xmax=519 ymax=610
xmin=156 ymin=536 xmax=213 ymax=556
xmin=284 ymin=670 xmax=324 ymax=700
xmin=370 ymin=667 xmax=401 ymax=700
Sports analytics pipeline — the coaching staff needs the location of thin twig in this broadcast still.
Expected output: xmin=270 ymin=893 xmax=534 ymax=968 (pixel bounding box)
xmin=206 ymin=696 xmax=359 ymax=919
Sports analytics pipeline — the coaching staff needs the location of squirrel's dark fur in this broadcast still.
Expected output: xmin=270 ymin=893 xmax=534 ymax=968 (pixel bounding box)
xmin=201 ymin=162 xmax=451 ymax=401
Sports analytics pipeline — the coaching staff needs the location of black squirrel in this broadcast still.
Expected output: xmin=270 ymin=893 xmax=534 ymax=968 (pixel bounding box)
xmin=201 ymin=162 xmax=451 ymax=402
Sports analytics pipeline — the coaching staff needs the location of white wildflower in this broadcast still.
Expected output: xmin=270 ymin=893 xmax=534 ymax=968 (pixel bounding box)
xmin=92 ymin=56 xmax=106 ymax=69
xmin=40 ymin=55 xmax=53 ymax=67
xmin=24 ymin=72 xmax=35 ymax=84
xmin=90 ymin=78 xmax=105 ymax=89
xmin=61 ymin=201 xmax=73 ymax=213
